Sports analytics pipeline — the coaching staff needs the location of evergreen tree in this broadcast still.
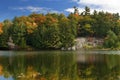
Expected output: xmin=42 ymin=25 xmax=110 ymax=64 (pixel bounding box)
xmin=104 ymin=30 xmax=120 ymax=48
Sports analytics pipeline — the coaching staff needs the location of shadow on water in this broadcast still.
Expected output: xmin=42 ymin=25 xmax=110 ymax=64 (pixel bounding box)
xmin=0 ymin=50 xmax=120 ymax=80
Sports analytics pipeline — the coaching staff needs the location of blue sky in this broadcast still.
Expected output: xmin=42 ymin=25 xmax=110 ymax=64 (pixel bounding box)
xmin=0 ymin=0 xmax=120 ymax=22
xmin=0 ymin=0 xmax=78 ymax=22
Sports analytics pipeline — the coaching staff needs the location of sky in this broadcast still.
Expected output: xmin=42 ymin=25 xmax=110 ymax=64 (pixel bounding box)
xmin=0 ymin=0 xmax=120 ymax=22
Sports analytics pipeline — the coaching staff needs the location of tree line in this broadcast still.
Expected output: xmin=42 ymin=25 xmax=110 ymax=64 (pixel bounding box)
xmin=0 ymin=6 xmax=120 ymax=49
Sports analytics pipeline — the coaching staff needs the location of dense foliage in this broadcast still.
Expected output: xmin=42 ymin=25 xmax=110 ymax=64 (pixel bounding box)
xmin=0 ymin=13 xmax=77 ymax=49
xmin=103 ymin=30 xmax=120 ymax=48
xmin=0 ymin=6 xmax=120 ymax=49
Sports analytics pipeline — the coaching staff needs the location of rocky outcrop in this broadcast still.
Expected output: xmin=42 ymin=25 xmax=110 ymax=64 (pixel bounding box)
xmin=75 ymin=37 xmax=104 ymax=50
xmin=61 ymin=37 xmax=104 ymax=51
xmin=7 ymin=36 xmax=15 ymax=50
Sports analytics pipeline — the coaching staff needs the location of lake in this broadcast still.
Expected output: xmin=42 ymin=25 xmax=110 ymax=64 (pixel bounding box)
xmin=0 ymin=50 xmax=120 ymax=80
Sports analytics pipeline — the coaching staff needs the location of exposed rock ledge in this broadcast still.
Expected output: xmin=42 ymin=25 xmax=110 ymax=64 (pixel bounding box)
xmin=61 ymin=37 xmax=104 ymax=51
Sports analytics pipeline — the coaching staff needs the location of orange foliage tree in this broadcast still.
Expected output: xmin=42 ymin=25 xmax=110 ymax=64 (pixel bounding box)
xmin=0 ymin=23 xmax=3 ymax=34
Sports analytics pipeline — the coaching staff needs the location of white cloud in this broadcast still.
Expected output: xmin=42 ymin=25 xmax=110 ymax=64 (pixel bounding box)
xmin=65 ymin=8 xmax=74 ymax=13
xmin=66 ymin=0 xmax=120 ymax=14
xmin=12 ymin=6 xmax=60 ymax=13
xmin=65 ymin=8 xmax=84 ymax=14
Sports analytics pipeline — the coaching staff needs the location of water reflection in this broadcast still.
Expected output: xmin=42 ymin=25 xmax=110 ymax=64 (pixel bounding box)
xmin=0 ymin=51 xmax=120 ymax=80
xmin=77 ymin=51 xmax=120 ymax=80
xmin=0 ymin=51 xmax=77 ymax=80
xmin=0 ymin=65 xmax=14 ymax=80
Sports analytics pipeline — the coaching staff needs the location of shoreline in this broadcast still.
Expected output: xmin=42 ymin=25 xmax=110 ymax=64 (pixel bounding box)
xmin=0 ymin=47 xmax=119 ymax=51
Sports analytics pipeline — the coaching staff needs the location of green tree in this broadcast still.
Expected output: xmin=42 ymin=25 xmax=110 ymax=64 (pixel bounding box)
xmin=112 ymin=21 xmax=120 ymax=35
xmin=59 ymin=16 xmax=75 ymax=48
xmin=73 ymin=6 xmax=79 ymax=15
xmin=81 ymin=6 xmax=90 ymax=16
xmin=68 ymin=13 xmax=80 ymax=36
xmin=0 ymin=20 xmax=12 ymax=47
xmin=29 ymin=14 xmax=60 ymax=49
xmin=93 ymin=12 xmax=113 ymax=37
xmin=9 ymin=17 xmax=27 ymax=48
xmin=78 ymin=16 xmax=94 ymax=36
xmin=104 ymin=30 xmax=120 ymax=48
xmin=85 ymin=6 xmax=90 ymax=15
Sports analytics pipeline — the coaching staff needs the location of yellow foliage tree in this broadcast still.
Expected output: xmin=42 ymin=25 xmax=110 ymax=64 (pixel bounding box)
xmin=0 ymin=23 xmax=3 ymax=34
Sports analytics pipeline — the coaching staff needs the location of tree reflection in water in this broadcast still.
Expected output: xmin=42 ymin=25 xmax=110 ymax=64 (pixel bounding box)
xmin=0 ymin=51 xmax=120 ymax=80
xmin=0 ymin=65 xmax=14 ymax=80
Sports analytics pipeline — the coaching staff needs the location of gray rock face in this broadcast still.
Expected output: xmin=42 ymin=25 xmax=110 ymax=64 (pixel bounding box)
xmin=75 ymin=37 xmax=86 ymax=49
xmin=74 ymin=37 xmax=104 ymax=50
xmin=7 ymin=37 xmax=15 ymax=49
xmin=61 ymin=37 xmax=104 ymax=51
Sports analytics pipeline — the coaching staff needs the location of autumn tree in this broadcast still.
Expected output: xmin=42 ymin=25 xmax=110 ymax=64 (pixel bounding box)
xmin=0 ymin=23 xmax=3 ymax=34
xmin=28 ymin=14 xmax=61 ymax=49
xmin=0 ymin=20 xmax=12 ymax=47
xmin=0 ymin=6 xmax=120 ymax=49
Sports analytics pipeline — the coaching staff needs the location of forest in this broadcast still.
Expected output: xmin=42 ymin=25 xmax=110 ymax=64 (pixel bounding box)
xmin=0 ymin=6 xmax=120 ymax=50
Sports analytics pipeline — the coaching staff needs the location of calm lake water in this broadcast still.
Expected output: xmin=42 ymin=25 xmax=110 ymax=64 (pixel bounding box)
xmin=0 ymin=50 xmax=120 ymax=80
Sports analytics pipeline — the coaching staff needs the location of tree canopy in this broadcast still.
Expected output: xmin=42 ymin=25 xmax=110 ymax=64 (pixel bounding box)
xmin=0 ymin=6 xmax=120 ymax=49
